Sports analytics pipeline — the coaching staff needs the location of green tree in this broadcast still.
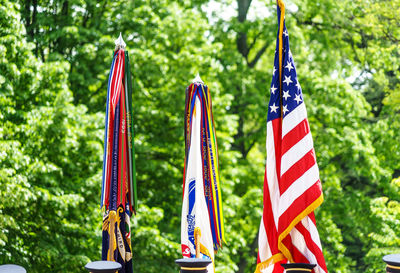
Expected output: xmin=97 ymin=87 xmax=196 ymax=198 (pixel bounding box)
xmin=1 ymin=1 xmax=103 ymax=271
xmin=1 ymin=0 xmax=399 ymax=272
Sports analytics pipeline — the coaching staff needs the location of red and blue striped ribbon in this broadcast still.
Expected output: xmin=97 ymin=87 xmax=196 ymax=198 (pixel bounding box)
xmin=101 ymin=53 xmax=117 ymax=208
xmin=101 ymin=48 xmax=136 ymax=212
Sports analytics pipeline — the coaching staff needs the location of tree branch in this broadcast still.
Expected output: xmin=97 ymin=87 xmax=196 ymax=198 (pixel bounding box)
xmin=237 ymin=0 xmax=252 ymax=22
xmin=248 ymin=42 xmax=268 ymax=68
xmin=236 ymin=0 xmax=253 ymax=59
xmin=248 ymin=31 xmax=263 ymax=53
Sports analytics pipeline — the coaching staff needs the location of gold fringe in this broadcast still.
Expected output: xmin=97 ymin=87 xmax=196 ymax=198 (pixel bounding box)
xmin=107 ymin=210 xmax=117 ymax=261
xmin=255 ymin=253 xmax=286 ymax=273
xmin=278 ymin=195 xmax=324 ymax=262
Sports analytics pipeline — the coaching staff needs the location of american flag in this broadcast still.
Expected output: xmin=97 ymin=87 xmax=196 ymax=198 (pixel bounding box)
xmin=255 ymin=3 xmax=328 ymax=273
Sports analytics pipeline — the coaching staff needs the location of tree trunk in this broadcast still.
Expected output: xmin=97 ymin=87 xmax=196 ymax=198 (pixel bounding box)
xmin=237 ymin=232 xmax=259 ymax=273
xmin=234 ymin=1 xmax=270 ymax=272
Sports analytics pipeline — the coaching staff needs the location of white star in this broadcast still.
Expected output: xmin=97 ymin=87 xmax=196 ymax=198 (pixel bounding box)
xmin=295 ymin=79 xmax=301 ymax=90
xmin=294 ymin=94 xmax=302 ymax=104
xmin=270 ymin=103 xmax=279 ymax=113
xmin=270 ymin=85 xmax=277 ymax=94
xmin=283 ymin=29 xmax=288 ymax=37
xmin=282 ymin=104 xmax=289 ymax=114
xmin=272 ymin=67 xmax=277 ymax=76
xmin=285 ymin=61 xmax=294 ymax=72
xmin=283 ymin=75 xmax=293 ymax=86
xmin=282 ymin=90 xmax=291 ymax=100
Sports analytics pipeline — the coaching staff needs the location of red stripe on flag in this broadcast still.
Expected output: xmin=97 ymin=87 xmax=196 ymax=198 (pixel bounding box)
xmin=309 ymin=212 xmax=317 ymax=225
xmin=262 ymin=171 xmax=280 ymax=255
xmin=282 ymin=233 xmax=310 ymax=264
xmin=281 ymin=118 xmax=309 ymax=155
xmin=279 ymin=150 xmax=316 ymax=195
xmin=278 ymin=182 xmax=322 ymax=235
xmin=274 ymin=263 xmax=286 ymax=273
xmin=290 ymin=240 xmax=311 ymax=264
xmin=295 ymin=218 xmax=328 ymax=272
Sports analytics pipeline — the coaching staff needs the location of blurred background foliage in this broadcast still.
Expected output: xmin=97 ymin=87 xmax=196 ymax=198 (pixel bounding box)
xmin=0 ymin=0 xmax=399 ymax=272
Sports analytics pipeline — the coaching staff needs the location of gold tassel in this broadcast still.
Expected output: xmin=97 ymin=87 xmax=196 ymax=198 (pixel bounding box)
xmin=194 ymin=227 xmax=214 ymax=270
xmin=107 ymin=210 xmax=117 ymax=261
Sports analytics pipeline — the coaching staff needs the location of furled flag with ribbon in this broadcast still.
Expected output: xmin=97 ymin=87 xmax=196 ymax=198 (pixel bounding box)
xmin=255 ymin=1 xmax=328 ymax=273
xmin=101 ymin=35 xmax=137 ymax=273
xmin=181 ymin=77 xmax=225 ymax=273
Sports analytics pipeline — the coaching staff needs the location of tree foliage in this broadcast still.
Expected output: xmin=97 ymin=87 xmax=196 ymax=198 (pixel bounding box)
xmin=0 ymin=0 xmax=399 ymax=272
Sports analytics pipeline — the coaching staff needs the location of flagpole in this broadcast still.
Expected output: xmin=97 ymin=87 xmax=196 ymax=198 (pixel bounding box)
xmin=277 ymin=0 xmax=285 ymax=118
xmin=180 ymin=75 xmax=224 ymax=273
xmin=101 ymin=32 xmax=135 ymax=272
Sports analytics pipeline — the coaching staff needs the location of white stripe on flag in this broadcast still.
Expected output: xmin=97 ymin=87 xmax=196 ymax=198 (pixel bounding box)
xmin=282 ymin=102 xmax=307 ymax=137
xmin=278 ymin=164 xmax=319 ymax=217
xmin=258 ymin=216 xmax=272 ymax=262
xmin=266 ymin=121 xmax=280 ymax=228
xmin=291 ymin=227 xmax=327 ymax=273
xmin=280 ymin=133 xmax=314 ymax=175
xmin=302 ymin=217 xmax=323 ymax=251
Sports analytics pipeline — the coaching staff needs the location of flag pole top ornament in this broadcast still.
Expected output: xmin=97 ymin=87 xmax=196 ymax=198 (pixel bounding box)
xmin=192 ymin=73 xmax=204 ymax=85
xmin=115 ymin=32 xmax=126 ymax=50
